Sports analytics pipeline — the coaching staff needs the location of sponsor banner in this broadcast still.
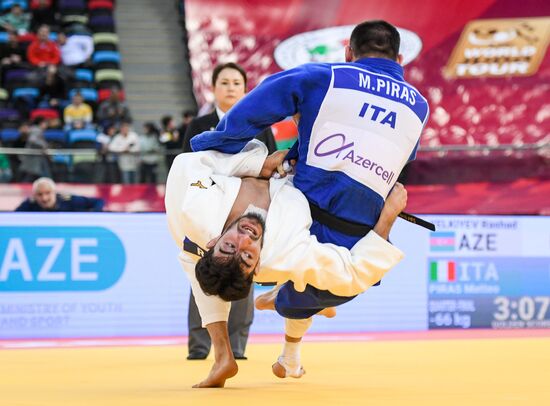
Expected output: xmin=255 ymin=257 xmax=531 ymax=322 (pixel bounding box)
xmin=0 ymin=213 xmax=548 ymax=338
xmin=445 ymin=17 xmax=550 ymax=78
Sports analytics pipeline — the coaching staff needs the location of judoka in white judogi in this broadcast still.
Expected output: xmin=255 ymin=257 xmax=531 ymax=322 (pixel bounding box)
xmin=165 ymin=140 xmax=403 ymax=328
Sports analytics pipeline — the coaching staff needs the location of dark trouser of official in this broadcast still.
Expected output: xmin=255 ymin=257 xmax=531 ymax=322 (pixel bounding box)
xmin=187 ymin=287 xmax=254 ymax=360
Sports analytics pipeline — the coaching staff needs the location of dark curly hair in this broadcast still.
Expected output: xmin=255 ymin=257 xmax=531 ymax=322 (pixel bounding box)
xmin=195 ymin=249 xmax=254 ymax=301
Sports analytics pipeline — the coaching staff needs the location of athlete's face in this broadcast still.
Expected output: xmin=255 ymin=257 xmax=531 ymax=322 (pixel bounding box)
xmin=209 ymin=214 xmax=265 ymax=276
xmin=213 ymin=68 xmax=246 ymax=113
xmin=33 ymin=184 xmax=56 ymax=209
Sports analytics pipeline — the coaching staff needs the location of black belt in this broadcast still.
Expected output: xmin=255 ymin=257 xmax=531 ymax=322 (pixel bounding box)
xmin=308 ymin=202 xmax=372 ymax=237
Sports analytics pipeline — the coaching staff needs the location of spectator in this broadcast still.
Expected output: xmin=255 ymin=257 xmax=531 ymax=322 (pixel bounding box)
xmin=97 ymin=88 xmax=132 ymax=129
xmin=40 ymin=63 xmax=66 ymax=107
xmin=27 ymin=24 xmax=60 ymax=67
xmin=139 ymin=122 xmax=161 ymax=184
xmin=64 ymin=91 xmax=93 ymax=129
xmin=17 ymin=117 xmax=51 ymax=182
xmin=57 ymin=31 xmax=93 ymax=67
xmin=159 ymin=115 xmax=180 ymax=169
xmin=15 ymin=177 xmax=104 ymax=211
xmin=30 ymin=0 xmax=57 ymax=33
xmin=108 ymin=122 xmax=140 ymax=184
xmin=0 ymin=4 xmax=31 ymax=35
xmin=8 ymin=121 xmax=30 ymax=179
xmin=96 ymin=124 xmax=119 ymax=183
xmin=177 ymin=109 xmax=196 ymax=140
xmin=0 ymin=31 xmax=25 ymax=69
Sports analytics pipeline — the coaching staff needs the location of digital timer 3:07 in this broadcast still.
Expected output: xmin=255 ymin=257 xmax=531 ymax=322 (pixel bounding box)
xmin=492 ymin=296 xmax=550 ymax=328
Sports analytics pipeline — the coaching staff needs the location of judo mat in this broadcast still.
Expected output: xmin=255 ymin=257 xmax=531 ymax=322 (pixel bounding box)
xmin=1 ymin=330 xmax=549 ymax=406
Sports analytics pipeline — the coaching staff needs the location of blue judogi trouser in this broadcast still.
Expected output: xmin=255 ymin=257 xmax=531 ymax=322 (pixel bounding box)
xmin=274 ymin=219 xmax=380 ymax=319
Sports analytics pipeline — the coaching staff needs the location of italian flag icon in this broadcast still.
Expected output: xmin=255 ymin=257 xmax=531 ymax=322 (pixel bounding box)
xmin=430 ymin=260 xmax=456 ymax=282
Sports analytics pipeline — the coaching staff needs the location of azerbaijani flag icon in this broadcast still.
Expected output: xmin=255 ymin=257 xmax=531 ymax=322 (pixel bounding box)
xmin=430 ymin=232 xmax=455 ymax=252
xmin=430 ymin=260 xmax=456 ymax=282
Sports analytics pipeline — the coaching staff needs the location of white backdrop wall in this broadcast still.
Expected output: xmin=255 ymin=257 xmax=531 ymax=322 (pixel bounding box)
xmin=1 ymin=213 xmax=548 ymax=339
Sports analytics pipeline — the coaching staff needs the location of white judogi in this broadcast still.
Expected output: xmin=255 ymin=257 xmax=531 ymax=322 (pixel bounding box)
xmin=165 ymin=141 xmax=404 ymax=327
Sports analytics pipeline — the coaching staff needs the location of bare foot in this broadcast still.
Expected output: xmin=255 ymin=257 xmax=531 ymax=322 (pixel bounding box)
xmin=255 ymin=284 xmax=283 ymax=311
xmin=272 ymin=360 xmax=306 ymax=379
xmin=317 ymin=307 xmax=336 ymax=318
xmin=192 ymin=359 xmax=238 ymax=388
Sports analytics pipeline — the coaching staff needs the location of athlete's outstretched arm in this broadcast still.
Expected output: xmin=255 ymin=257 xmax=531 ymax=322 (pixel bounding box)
xmin=191 ymin=64 xmax=319 ymax=154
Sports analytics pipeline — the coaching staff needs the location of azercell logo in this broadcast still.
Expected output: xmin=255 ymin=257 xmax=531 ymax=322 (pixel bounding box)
xmin=313 ymin=133 xmax=395 ymax=185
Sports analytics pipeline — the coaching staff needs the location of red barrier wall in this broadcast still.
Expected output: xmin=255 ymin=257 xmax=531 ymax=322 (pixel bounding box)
xmin=2 ymin=179 xmax=549 ymax=215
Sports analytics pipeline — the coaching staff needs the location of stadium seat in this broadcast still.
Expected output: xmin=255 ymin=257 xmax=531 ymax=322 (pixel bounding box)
xmin=88 ymin=0 xmax=114 ymax=11
xmin=51 ymin=154 xmax=72 ymax=165
xmin=30 ymin=0 xmax=52 ymax=9
xmin=93 ymin=50 xmax=120 ymax=64
xmin=12 ymin=87 xmax=40 ymax=101
xmin=98 ymin=88 xmax=125 ymax=103
xmin=3 ymin=68 xmax=31 ymax=89
xmin=30 ymin=108 xmax=60 ymax=121
xmin=0 ymin=128 xmax=20 ymax=143
xmin=0 ymin=32 xmax=9 ymax=43
xmin=69 ymin=88 xmax=98 ymax=104
xmin=44 ymin=129 xmax=67 ymax=144
xmin=74 ymin=68 xmax=94 ymax=83
xmin=1 ymin=0 xmax=28 ymax=11
xmin=68 ymin=128 xmax=97 ymax=144
xmin=93 ymin=32 xmax=118 ymax=51
xmin=89 ymin=14 xmax=115 ymax=32
xmin=95 ymin=69 xmax=123 ymax=85
xmin=58 ymin=0 xmax=86 ymax=12
xmin=61 ymin=14 xmax=89 ymax=26
xmin=0 ymin=108 xmax=20 ymax=125
xmin=0 ymin=88 xmax=8 ymax=107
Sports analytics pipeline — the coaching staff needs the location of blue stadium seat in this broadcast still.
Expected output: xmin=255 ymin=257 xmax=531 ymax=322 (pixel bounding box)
xmin=52 ymin=154 xmax=73 ymax=166
xmin=0 ymin=32 xmax=9 ymax=43
xmin=12 ymin=87 xmax=40 ymax=100
xmin=69 ymin=88 xmax=98 ymax=103
xmin=1 ymin=0 xmax=28 ymax=11
xmin=92 ymin=50 xmax=120 ymax=64
xmin=68 ymin=128 xmax=98 ymax=144
xmin=44 ymin=129 xmax=67 ymax=144
xmin=51 ymin=155 xmax=72 ymax=165
xmin=75 ymin=69 xmax=94 ymax=83
xmin=0 ymin=128 xmax=19 ymax=142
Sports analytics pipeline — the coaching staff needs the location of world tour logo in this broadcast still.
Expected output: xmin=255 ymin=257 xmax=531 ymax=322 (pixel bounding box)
xmin=313 ymin=133 xmax=395 ymax=185
xmin=445 ymin=17 xmax=550 ymax=78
